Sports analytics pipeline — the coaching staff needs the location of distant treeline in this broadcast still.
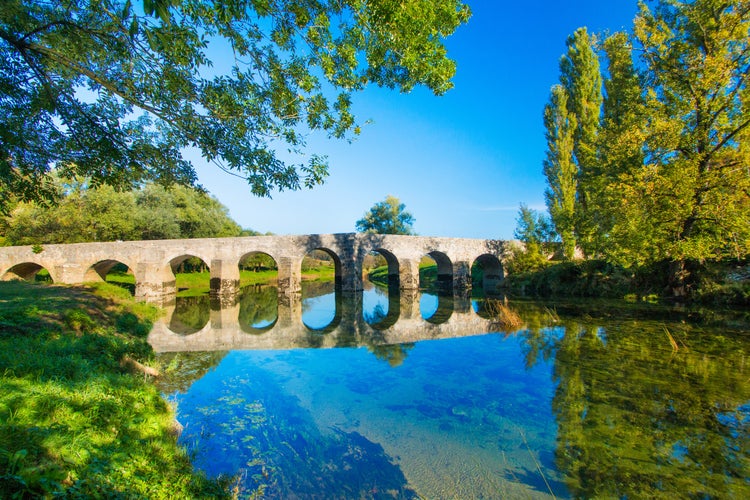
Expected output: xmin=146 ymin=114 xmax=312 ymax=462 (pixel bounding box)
xmin=0 ymin=177 xmax=262 ymax=245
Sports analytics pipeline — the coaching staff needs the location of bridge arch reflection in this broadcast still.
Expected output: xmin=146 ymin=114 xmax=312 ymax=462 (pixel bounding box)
xmin=238 ymin=285 xmax=278 ymax=334
xmin=149 ymin=287 xmax=505 ymax=353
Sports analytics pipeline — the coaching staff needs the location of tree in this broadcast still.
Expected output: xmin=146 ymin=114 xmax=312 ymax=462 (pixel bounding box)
xmin=543 ymin=85 xmax=578 ymax=260
xmin=0 ymin=0 xmax=471 ymax=211
xmin=1 ymin=178 xmax=243 ymax=245
xmin=588 ymin=31 xmax=649 ymax=259
xmin=355 ymin=195 xmax=415 ymax=235
xmin=513 ymin=203 xmax=555 ymax=263
xmin=542 ymin=1 xmax=750 ymax=295
xmin=558 ymin=27 xmax=603 ymax=255
xmin=631 ymin=0 xmax=750 ymax=293
xmin=511 ymin=204 xmax=556 ymax=272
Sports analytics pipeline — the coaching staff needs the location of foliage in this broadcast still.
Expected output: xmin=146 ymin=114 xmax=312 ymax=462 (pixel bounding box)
xmin=560 ymin=27 xmax=603 ymax=253
xmin=0 ymin=0 xmax=470 ymax=212
xmin=510 ymin=204 xmax=556 ymax=273
xmin=0 ymin=281 xmax=230 ymax=498
xmin=539 ymin=310 xmax=750 ymax=498
xmin=543 ymin=85 xmax=578 ymax=259
xmin=585 ymin=30 xmax=649 ymax=259
xmin=1 ymin=178 xmax=243 ymax=245
xmin=355 ymin=195 xmax=415 ymax=235
xmin=538 ymin=0 xmax=750 ymax=295
xmin=683 ymin=259 xmax=750 ymax=306
xmin=240 ymin=252 xmax=277 ymax=272
xmin=627 ymin=0 xmax=750 ymax=290
xmin=503 ymin=260 xmax=642 ymax=299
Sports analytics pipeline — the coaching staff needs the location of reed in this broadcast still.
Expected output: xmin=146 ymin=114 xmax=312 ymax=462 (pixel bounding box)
xmin=483 ymin=298 xmax=525 ymax=331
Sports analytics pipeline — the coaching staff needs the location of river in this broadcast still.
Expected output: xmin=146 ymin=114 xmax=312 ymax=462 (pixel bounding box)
xmin=148 ymin=282 xmax=750 ymax=499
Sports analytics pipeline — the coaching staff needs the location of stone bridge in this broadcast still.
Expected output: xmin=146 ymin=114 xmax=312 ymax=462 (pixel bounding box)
xmin=0 ymin=233 xmax=514 ymax=301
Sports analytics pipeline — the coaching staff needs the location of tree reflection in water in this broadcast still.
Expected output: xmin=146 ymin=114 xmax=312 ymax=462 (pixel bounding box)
xmin=238 ymin=285 xmax=278 ymax=332
xmin=516 ymin=304 xmax=750 ymax=498
xmin=168 ymin=295 xmax=210 ymax=334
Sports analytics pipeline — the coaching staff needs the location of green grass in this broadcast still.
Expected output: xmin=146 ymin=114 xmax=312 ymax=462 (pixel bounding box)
xmin=105 ymin=267 xmax=335 ymax=297
xmin=0 ymin=281 xmax=230 ymax=498
xmin=368 ymin=263 xmax=438 ymax=288
xmin=240 ymin=268 xmax=279 ymax=286
xmin=300 ymin=263 xmax=335 ymax=282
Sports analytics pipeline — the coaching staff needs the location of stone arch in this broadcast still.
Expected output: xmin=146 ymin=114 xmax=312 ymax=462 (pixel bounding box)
xmin=362 ymin=248 xmax=400 ymax=287
xmin=239 ymin=251 xmax=278 ymax=275
xmin=299 ymin=247 xmax=342 ymax=332
xmin=304 ymin=248 xmax=342 ymax=285
xmin=241 ymin=250 xmax=281 ymax=293
xmin=302 ymin=290 xmax=342 ymax=334
xmin=166 ymin=295 xmax=212 ymax=335
xmin=362 ymin=262 xmax=401 ymax=331
xmin=84 ymin=259 xmax=136 ymax=294
xmin=1 ymin=262 xmax=54 ymax=283
xmin=422 ymin=251 xmax=453 ymax=290
xmin=471 ymin=254 xmax=504 ymax=295
xmin=166 ymin=253 xmax=211 ymax=294
xmin=364 ymin=290 xmax=400 ymax=330
xmin=169 ymin=253 xmax=211 ymax=274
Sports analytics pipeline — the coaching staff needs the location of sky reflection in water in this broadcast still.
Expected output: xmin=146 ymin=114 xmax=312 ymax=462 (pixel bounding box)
xmin=156 ymin=286 xmax=750 ymax=499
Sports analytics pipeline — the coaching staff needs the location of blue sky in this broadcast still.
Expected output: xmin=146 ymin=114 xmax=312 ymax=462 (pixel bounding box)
xmin=193 ymin=1 xmax=639 ymax=240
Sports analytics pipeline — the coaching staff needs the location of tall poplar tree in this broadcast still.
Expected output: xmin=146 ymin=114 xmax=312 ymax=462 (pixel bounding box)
xmin=633 ymin=0 xmax=750 ymax=293
xmin=592 ymin=32 xmax=649 ymax=261
xmin=543 ymin=85 xmax=578 ymax=259
xmin=559 ymin=27 xmax=603 ymax=254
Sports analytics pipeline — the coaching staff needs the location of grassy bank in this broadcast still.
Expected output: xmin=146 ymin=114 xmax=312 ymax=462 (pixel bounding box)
xmin=367 ymin=262 xmax=443 ymax=289
xmin=368 ymin=263 xmax=485 ymax=290
xmin=0 ymin=281 xmax=230 ymax=498
xmin=107 ymin=266 xmax=335 ymax=297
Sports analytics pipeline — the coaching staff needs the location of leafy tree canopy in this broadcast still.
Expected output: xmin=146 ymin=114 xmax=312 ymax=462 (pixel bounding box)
xmin=0 ymin=0 xmax=470 ymax=211
xmin=0 ymin=177 xmax=245 ymax=245
xmin=355 ymin=195 xmax=415 ymax=235
xmin=536 ymin=0 xmax=749 ymax=293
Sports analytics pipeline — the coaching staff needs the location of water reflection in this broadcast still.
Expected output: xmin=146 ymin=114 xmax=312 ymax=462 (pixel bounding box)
xmin=238 ymin=285 xmax=277 ymax=333
xmin=168 ymin=295 xmax=210 ymax=335
xmin=153 ymin=292 xmax=750 ymax=499
xmin=151 ymin=285 xmax=496 ymax=353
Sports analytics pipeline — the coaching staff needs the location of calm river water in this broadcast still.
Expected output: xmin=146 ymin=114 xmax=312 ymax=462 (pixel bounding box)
xmin=149 ymin=282 xmax=750 ymax=499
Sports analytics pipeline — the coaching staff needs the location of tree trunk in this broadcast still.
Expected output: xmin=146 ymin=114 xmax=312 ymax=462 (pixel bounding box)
xmin=668 ymin=259 xmax=689 ymax=297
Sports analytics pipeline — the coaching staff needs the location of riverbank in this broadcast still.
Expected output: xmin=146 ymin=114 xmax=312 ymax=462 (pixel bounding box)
xmin=367 ymin=258 xmax=750 ymax=307
xmin=502 ymin=259 xmax=750 ymax=306
xmin=106 ymin=264 xmax=336 ymax=297
xmin=0 ymin=281 xmax=231 ymax=498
